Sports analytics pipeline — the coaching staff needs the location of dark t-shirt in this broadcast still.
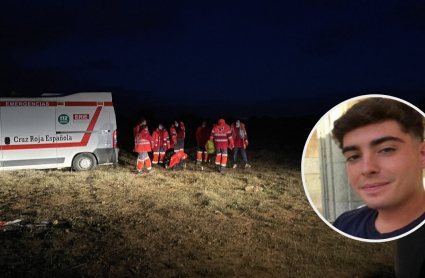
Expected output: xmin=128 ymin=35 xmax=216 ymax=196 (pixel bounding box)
xmin=333 ymin=206 xmax=425 ymax=240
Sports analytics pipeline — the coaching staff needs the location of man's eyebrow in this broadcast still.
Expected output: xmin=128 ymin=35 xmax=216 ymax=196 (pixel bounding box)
xmin=341 ymin=136 xmax=405 ymax=154
xmin=342 ymin=145 xmax=359 ymax=154
xmin=370 ymin=136 xmax=405 ymax=147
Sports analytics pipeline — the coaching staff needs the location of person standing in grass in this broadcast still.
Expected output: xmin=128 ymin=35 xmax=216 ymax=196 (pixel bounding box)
xmin=170 ymin=120 xmax=185 ymax=155
xmin=209 ymin=119 xmax=234 ymax=174
xmin=134 ymin=124 xmax=155 ymax=174
xmin=152 ymin=123 xmax=171 ymax=166
xmin=230 ymin=119 xmax=250 ymax=169
xmin=196 ymin=121 xmax=211 ymax=164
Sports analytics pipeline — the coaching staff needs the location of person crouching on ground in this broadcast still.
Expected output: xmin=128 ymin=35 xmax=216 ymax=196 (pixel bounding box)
xmin=209 ymin=119 xmax=234 ymax=174
xmin=165 ymin=151 xmax=188 ymax=171
xmin=170 ymin=120 xmax=185 ymax=155
xmin=134 ymin=124 xmax=155 ymax=174
xmin=152 ymin=123 xmax=171 ymax=166
xmin=231 ymin=119 xmax=250 ymax=169
xmin=196 ymin=121 xmax=211 ymax=164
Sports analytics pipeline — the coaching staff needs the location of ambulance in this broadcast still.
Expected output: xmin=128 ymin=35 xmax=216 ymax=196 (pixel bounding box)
xmin=0 ymin=92 xmax=118 ymax=171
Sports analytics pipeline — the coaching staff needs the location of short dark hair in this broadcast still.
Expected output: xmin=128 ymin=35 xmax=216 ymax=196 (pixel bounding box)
xmin=332 ymin=98 xmax=424 ymax=148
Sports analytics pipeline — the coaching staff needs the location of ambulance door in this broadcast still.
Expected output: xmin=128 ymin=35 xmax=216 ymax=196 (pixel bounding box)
xmin=97 ymin=111 xmax=112 ymax=148
xmin=1 ymin=105 xmax=57 ymax=169
xmin=55 ymin=105 xmax=105 ymax=168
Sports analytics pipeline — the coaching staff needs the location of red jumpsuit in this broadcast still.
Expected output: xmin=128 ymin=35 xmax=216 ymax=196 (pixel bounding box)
xmin=151 ymin=128 xmax=171 ymax=164
xmin=170 ymin=122 xmax=185 ymax=154
xmin=134 ymin=129 xmax=154 ymax=172
xmin=209 ymin=119 xmax=234 ymax=171
xmin=169 ymin=152 xmax=188 ymax=169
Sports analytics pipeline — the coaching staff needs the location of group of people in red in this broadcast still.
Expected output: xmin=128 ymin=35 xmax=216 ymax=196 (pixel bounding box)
xmin=133 ymin=117 xmax=186 ymax=173
xmin=133 ymin=117 xmax=250 ymax=174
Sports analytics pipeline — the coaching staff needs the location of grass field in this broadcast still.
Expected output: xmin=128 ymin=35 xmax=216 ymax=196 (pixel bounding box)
xmin=0 ymin=143 xmax=395 ymax=277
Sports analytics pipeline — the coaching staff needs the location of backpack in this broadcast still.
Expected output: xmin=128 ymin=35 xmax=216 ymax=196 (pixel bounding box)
xmin=205 ymin=140 xmax=216 ymax=154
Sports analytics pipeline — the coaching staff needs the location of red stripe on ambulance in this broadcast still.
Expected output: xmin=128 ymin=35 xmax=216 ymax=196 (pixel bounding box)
xmin=2 ymin=106 xmax=102 ymax=150
xmin=65 ymin=102 xmax=98 ymax=106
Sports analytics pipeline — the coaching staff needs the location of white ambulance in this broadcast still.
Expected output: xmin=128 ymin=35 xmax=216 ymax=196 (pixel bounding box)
xmin=0 ymin=92 xmax=118 ymax=171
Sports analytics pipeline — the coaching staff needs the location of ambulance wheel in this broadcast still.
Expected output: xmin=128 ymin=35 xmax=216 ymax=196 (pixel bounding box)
xmin=73 ymin=153 xmax=97 ymax=171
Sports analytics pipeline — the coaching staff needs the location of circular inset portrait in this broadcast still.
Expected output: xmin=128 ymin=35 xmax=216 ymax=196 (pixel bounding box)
xmin=302 ymin=95 xmax=425 ymax=242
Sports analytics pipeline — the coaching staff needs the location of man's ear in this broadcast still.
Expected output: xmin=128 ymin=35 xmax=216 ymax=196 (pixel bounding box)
xmin=419 ymin=141 xmax=425 ymax=169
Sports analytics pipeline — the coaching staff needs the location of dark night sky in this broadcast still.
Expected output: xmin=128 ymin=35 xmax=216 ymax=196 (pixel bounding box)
xmin=1 ymin=1 xmax=424 ymax=119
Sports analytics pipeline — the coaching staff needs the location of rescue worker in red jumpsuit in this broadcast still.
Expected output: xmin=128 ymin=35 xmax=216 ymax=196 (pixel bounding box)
xmin=134 ymin=124 xmax=154 ymax=174
xmin=170 ymin=120 xmax=185 ymax=155
xmin=167 ymin=152 xmax=188 ymax=171
xmin=195 ymin=121 xmax=211 ymax=164
xmin=230 ymin=119 xmax=250 ymax=168
xmin=151 ymin=123 xmax=171 ymax=165
xmin=209 ymin=119 xmax=234 ymax=174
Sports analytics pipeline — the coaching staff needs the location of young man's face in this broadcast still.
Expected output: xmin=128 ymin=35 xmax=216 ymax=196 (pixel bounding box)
xmin=342 ymin=120 xmax=425 ymax=211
